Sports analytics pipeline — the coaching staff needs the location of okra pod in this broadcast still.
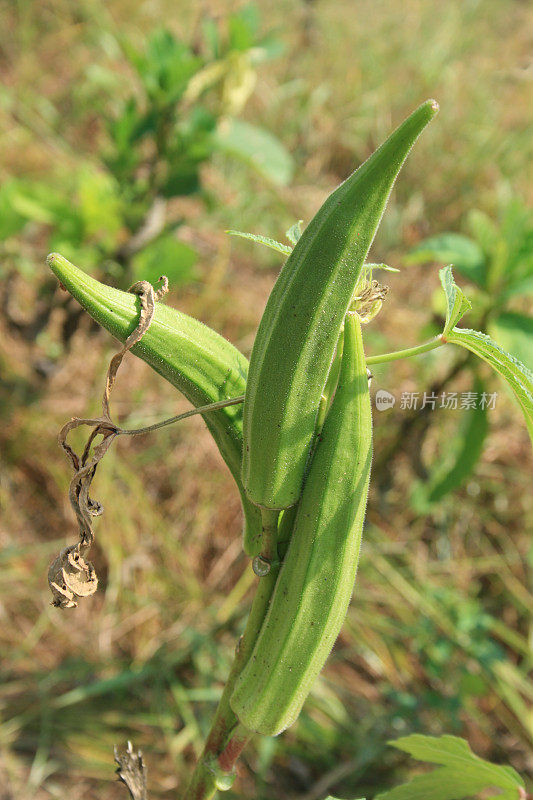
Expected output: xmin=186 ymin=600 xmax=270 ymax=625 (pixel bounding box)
xmin=243 ymin=100 xmax=437 ymax=510
xmin=231 ymin=312 xmax=372 ymax=735
xmin=47 ymin=254 xmax=263 ymax=555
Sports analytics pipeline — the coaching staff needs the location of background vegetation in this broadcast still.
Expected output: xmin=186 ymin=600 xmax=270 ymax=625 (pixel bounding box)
xmin=0 ymin=1 xmax=531 ymax=798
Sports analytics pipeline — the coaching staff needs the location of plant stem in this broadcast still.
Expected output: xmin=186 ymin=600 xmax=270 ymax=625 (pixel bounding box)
xmin=366 ymin=335 xmax=443 ymax=365
xmin=259 ymin=508 xmax=280 ymax=565
xmin=117 ymin=396 xmax=245 ymax=437
xmin=117 ymin=336 xmax=447 ymax=439
xmin=183 ymin=560 xmax=281 ymax=800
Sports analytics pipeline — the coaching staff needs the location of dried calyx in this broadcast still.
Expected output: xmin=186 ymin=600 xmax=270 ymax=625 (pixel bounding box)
xmin=350 ymin=277 xmax=389 ymax=323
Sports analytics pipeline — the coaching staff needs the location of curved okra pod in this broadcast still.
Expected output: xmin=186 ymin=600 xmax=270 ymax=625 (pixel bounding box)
xmin=243 ymin=100 xmax=437 ymax=510
xmin=47 ymin=253 xmax=263 ymax=555
xmin=231 ymin=312 xmax=372 ymax=735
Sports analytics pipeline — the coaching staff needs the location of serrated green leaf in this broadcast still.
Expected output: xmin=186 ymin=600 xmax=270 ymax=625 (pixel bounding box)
xmin=226 ymin=229 xmax=292 ymax=255
xmin=407 ymin=233 xmax=486 ymax=287
xmin=444 ymin=326 xmax=533 ymax=445
xmin=285 ymin=220 xmax=303 ymax=245
xmin=489 ymin=312 xmax=533 ymax=372
xmin=439 ymin=266 xmax=472 ymax=334
xmin=214 ymin=118 xmax=294 ymax=186
xmin=376 ymin=734 xmax=524 ymax=800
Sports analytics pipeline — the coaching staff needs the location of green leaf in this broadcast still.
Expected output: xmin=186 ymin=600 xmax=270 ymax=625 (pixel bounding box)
xmin=489 ymin=312 xmax=533 ymax=372
xmin=376 ymin=734 xmax=524 ymax=800
xmin=226 ymin=229 xmax=292 ymax=255
xmin=214 ymin=118 xmax=294 ymax=186
xmin=131 ymin=235 xmax=198 ymax=287
xmin=285 ymin=220 xmax=303 ymax=245
xmin=439 ymin=266 xmax=472 ymax=334
xmin=407 ymin=233 xmax=486 ymax=287
xmin=445 ymin=326 xmax=533 ymax=444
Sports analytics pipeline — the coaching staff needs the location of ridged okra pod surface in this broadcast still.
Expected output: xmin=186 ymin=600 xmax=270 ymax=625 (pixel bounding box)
xmin=231 ymin=312 xmax=372 ymax=735
xmin=47 ymin=254 xmax=262 ymax=554
xmin=243 ymin=100 xmax=437 ymax=510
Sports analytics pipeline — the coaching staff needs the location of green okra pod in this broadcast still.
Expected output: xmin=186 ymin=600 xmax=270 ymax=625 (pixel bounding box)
xmin=231 ymin=312 xmax=372 ymax=735
xmin=47 ymin=253 xmax=263 ymax=555
xmin=243 ymin=99 xmax=437 ymax=510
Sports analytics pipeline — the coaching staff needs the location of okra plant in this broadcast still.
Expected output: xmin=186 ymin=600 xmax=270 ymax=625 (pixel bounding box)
xmin=45 ymin=100 xmax=532 ymax=799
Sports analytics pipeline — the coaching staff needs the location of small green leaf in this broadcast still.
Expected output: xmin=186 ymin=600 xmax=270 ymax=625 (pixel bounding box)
xmin=407 ymin=233 xmax=486 ymax=287
xmin=445 ymin=326 xmax=533 ymax=445
xmin=376 ymin=734 xmax=524 ymax=800
xmin=489 ymin=312 xmax=533 ymax=372
xmin=285 ymin=220 xmax=303 ymax=245
xmin=439 ymin=266 xmax=472 ymax=334
xmin=226 ymin=229 xmax=292 ymax=256
xmin=214 ymin=118 xmax=294 ymax=186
